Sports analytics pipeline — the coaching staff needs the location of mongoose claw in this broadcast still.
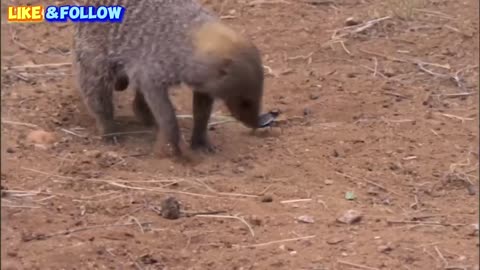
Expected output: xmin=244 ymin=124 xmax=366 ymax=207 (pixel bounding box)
xmin=101 ymin=133 xmax=121 ymax=145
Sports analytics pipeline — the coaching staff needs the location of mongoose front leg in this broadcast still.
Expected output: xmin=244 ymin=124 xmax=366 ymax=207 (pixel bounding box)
xmin=77 ymin=65 xmax=118 ymax=143
xmin=191 ymin=91 xmax=215 ymax=153
xmin=132 ymin=90 xmax=155 ymax=127
xmin=140 ymin=84 xmax=182 ymax=156
xmin=88 ymin=92 xmax=118 ymax=143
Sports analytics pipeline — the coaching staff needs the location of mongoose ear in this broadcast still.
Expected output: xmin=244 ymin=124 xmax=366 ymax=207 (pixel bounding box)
xmin=218 ymin=58 xmax=233 ymax=77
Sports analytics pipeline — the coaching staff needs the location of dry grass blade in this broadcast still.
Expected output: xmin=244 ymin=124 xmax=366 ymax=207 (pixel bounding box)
xmin=105 ymin=180 xmax=259 ymax=199
xmin=104 ymin=181 xmax=218 ymax=198
xmin=177 ymin=114 xmax=237 ymax=127
xmin=413 ymin=8 xmax=454 ymax=19
xmin=20 ymin=167 xmax=260 ymax=199
xmin=280 ymin=198 xmax=312 ymax=204
xmin=437 ymin=113 xmax=475 ymax=122
xmin=1 ymin=119 xmax=39 ymax=129
xmin=417 ymin=62 xmax=451 ymax=78
xmin=331 ymin=16 xmax=391 ymax=40
xmin=195 ymin=214 xmax=255 ymax=237
xmin=235 ymin=235 xmax=316 ymax=248
xmin=4 ymin=62 xmax=72 ymax=70
xmin=359 ymin=49 xmax=408 ymax=63
xmin=248 ymin=0 xmax=291 ymax=5
xmin=440 ymin=92 xmax=476 ymax=99
xmin=387 ymin=220 xmax=468 ymax=227
xmin=1 ymin=203 xmax=41 ymax=209
xmin=208 ymin=119 xmax=237 ymax=127
xmin=2 ymin=189 xmax=42 ymax=196
xmin=337 ymin=260 xmax=379 ymax=270
xmin=102 ymin=130 xmax=153 ymax=137
xmin=335 ymin=172 xmax=403 ymax=196
xmin=22 ymin=222 xmax=152 ymax=242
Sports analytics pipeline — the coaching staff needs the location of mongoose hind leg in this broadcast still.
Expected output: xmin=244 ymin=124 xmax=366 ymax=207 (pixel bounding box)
xmin=139 ymin=81 xmax=182 ymax=156
xmin=132 ymin=90 xmax=156 ymax=127
xmin=77 ymin=63 xmax=118 ymax=144
xmin=191 ymin=91 xmax=215 ymax=153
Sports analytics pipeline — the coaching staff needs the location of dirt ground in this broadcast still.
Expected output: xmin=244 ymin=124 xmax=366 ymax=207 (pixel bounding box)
xmin=1 ymin=0 xmax=479 ymax=269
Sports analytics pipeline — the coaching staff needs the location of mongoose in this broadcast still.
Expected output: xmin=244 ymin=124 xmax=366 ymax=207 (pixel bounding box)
xmin=73 ymin=0 xmax=264 ymax=156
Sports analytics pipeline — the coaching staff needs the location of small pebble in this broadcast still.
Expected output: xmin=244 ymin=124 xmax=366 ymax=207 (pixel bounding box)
xmin=324 ymin=179 xmax=334 ymax=185
xmin=296 ymin=215 xmax=315 ymax=224
xmin=337 ymin=209 xmax=363 ymax=224
xmin=260 ymin=194 xmax=273 ymax=203
xmin=104 ymin=151 xmax=121 ymax=159
xmin=470 ymin=224 xmax=479 ymax=236
xmin=303 ymin=108 xmax=312 ymax=116
xmin=84 ymin=149 xmax=102 ymax=158
xmin=234 ymin=166 xmax=245 ymax=173
xmin=326 ymin=237 xmax=344 ymax=245
xmin=247 ymin=215 xmax=263 ymax=226
xmin=467 ymin=184 xmax=476 ymax=195
xmin=378 ymin=244 xmax=393 ymax=253
xmin=383 ymin=67 xmax=396 ymax=77
xmin=7 ymin=251 xmax=17 ymax=257
xmin=139 ymin=254 xmax=158 ymax=265
xmin=367 ymin=187 xmax=379 ymax=196
xmin=345 ymin=17 xmax=360 ymax=26
xmin=345 ymin=191 xmax=356 ymax=200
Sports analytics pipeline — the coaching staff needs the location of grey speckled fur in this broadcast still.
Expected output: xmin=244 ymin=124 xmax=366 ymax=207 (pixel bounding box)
xmin=73 ymin=0 xmax=264 ymax=156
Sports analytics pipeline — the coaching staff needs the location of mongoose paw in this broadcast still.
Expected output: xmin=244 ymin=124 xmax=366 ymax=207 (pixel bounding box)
xmin=98 ymin=122 xmax=122 ymax=144
xmin=101 ymin=133 xmax=121 ymax=145
xmin=190 ymin=140 xmax=216 ymax=154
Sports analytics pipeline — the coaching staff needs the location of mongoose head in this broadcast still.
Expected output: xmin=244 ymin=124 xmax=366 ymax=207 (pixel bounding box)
xmin=220 ymin=50 xmax=264 ymax=129
xmin=192 ymin=22 xmax=264 ymax=129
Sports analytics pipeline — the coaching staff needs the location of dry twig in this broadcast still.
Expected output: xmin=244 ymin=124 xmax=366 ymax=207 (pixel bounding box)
xmin=336 ymin=172 xmax=402 ymax=196
xmin=280 ymin=198 xmax=312 ymax=204
xmin=22 ymin=222 xmax=152 ymax=242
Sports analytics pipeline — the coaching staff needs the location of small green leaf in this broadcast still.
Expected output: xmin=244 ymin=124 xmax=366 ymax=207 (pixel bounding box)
xmin=345 ymin=191 xmax=356 ymax=200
